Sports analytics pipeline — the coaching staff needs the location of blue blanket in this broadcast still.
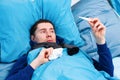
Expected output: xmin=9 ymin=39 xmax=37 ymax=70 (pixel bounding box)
xmin=27 ymin=48 xmax=114 ymax=80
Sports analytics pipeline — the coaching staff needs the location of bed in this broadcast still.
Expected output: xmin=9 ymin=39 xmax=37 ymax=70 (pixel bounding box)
xmin=72 ymin=0 xmax=120 ymax=79
xmin=0 ymin=0 xmax=120 ymax=80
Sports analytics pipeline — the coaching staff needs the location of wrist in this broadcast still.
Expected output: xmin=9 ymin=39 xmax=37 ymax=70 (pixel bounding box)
xmin=30 ymin=59 xmax=42 ymax=70
xmin=96 ymin=38 xmax=105 ymax=45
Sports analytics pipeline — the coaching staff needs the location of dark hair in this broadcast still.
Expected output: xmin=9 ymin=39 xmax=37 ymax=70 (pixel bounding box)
xmin=30 ymin=19 xmax=54 ymax=35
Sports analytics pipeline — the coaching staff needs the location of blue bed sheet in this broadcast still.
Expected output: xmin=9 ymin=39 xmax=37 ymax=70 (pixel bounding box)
xmin=0 ymin=62 xmax=15 ymax=80
xmin=72 ymin=0 xmax=120 ymax=60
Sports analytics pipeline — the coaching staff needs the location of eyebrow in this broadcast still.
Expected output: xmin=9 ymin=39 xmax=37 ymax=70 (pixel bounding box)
xmin=39 ymin=28 xmax=54 ymax=31
xmin=49 ymin=28 xmax=54 ymax=30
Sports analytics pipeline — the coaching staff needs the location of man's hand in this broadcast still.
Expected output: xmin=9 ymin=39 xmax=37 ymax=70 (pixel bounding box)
xmin=88 ymin=18 xmax=106 ymax=44
xmin=30 ymin=47 xmax=53 ymax=69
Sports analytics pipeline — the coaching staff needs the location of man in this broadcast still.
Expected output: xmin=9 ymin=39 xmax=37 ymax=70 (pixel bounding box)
xmin=6 ymin=19 xmax=114 ymax=80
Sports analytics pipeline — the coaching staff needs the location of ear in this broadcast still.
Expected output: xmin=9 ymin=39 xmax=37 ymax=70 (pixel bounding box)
xmin=31 ymin=35 xmax=35 ymax=41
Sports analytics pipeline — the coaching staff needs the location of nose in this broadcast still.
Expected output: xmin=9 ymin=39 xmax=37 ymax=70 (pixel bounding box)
xmin=46 ymin=31 xmax=52 ymax=37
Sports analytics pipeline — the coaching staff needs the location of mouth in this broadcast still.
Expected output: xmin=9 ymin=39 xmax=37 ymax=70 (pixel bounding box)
xmin=47 ymin=40 xmax=54 ymax=42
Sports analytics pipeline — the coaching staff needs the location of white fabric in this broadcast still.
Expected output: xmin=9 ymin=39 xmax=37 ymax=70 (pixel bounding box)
xmin=49 ymin=48 xmax=63 ymax=60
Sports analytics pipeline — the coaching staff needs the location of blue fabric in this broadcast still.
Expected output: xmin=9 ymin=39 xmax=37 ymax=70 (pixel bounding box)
xmin=0 ymin=0 xmax=41 ymax=62
xmin=41 ymin=0 xmax=85 ymax=46
xmin=0 ymin=0 xmax=84 ymax=62
xmin=0 ymin=62 xmax=15 ymax=80
xmin=27 ymin=48 xmax=114 ymax=80
xmin=72 ymin=0 xmax=120 ymax=59
xmin=5 ymin=54 xmax=34 ymax=80
xmin=110 ymin=0 xmax=120 ymax=16
xmin=5 ymin=43 xmax=115 ymax=80
xmin=96 ymin=43 xmax=114 ymax=76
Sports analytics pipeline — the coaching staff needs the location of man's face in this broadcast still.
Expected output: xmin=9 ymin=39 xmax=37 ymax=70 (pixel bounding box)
xmin=31 ymin=22 xmax=56 ymax=43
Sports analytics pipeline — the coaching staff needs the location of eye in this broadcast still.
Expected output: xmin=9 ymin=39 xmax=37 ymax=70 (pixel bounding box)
xmin=40 ymin=30 xmax=46 ymax=33
xmin=51 ymin=30 xmax=55 ymax=33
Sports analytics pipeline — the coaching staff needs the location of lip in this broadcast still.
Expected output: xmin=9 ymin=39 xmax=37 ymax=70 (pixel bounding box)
xmin=47 ymin=40 xmax=54 ymax=42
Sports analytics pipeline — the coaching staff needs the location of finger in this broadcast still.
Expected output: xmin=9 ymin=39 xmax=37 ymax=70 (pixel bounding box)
xmin=94 ymin=20 xmax=100 ymax=28
xmin=89 ymin=20 xmax=96 ymax=31
xmin=88 ymin=18 xmax=94 ymax=27
xmin=39 ymin=48 xmax=46 ymax=56
xmin=97 ymin=22 xmax=106 ymax=30
xmin=94 ymin=22 xmax=101 ymax=32
xmin=92 ymin=18 xmax=99 ymax=22
xmin=37 ymin=48 xmax=48 ymax=60
xmin=89 ymin=18 xmax=98 ymax=28
xmin=44 ymin=58 xmax=49 ymax=62
xmin=44 ymin=48 xmax=53 ymax=58
xmin=91 ymin=18 xmax=101 ymax=31
xmin=47 ymin=47 xmax=53 ymax=56
xmin=49 ymin=47 xmax=53 ymax=55
xmin=44 ymin=51 xmax=49 ymax=58
xmin=39 ymin=48 xmax=49 ymax=58
xmin=97 ymin=25 xmax=103 ymax=30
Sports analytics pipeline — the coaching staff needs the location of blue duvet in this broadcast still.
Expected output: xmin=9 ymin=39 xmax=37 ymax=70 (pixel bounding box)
xmin=27 ymin=48 xmax=115 ymax=80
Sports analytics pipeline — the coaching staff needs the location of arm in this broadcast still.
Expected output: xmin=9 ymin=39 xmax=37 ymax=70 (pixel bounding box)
xmin=6 ymin=54 xmax=34 ymax=80
xmin=88 ymin=18 xmax=114 ymax=76
xmin=93 ymin=43 xmax=114 ymax=76
xmin=6 ymin=48 xmax=53 ymax=80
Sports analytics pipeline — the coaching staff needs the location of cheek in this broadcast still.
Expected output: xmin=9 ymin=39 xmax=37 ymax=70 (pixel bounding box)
xmin=53 ymin=34 xmax=56 ymax=40
xmin=35 ymin=34 xmax=46 ymax=41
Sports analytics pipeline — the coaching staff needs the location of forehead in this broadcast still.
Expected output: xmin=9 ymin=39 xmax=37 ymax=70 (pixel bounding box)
xmin=37 ymin=22 xmax=54 ymax=29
